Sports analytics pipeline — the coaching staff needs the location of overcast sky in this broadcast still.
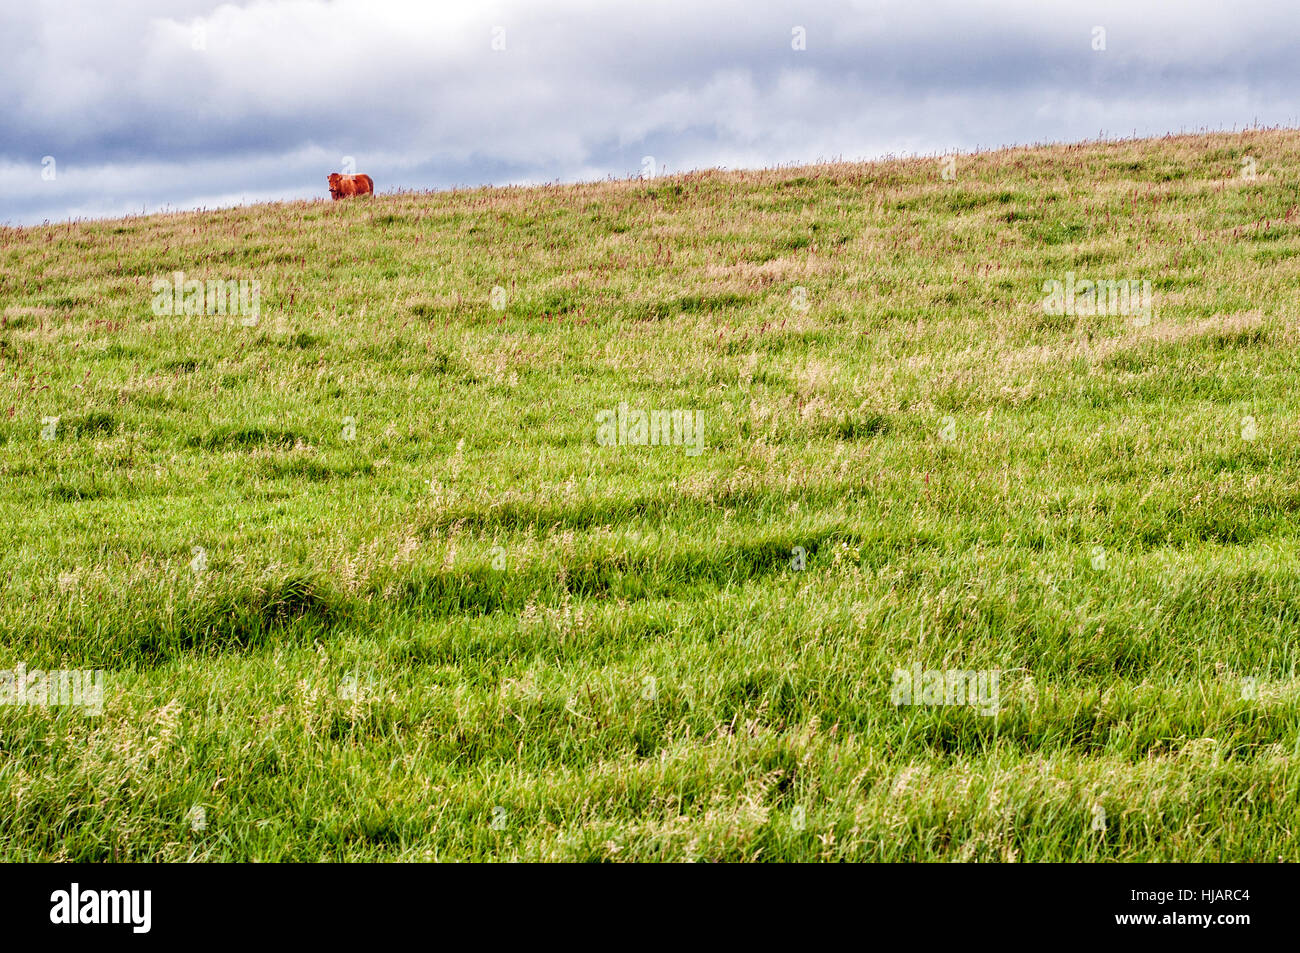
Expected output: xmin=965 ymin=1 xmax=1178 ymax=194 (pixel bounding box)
xmin=2 ymin=0 xmax=1296 ymax=226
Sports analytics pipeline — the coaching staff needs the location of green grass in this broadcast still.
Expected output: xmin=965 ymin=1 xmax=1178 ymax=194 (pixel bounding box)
xmin=1 ymin=129 xmax=1299 ymax=861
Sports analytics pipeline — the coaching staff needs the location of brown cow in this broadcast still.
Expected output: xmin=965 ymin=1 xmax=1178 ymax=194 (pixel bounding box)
xmin=327 ymin=173 xmax=374 ymax=200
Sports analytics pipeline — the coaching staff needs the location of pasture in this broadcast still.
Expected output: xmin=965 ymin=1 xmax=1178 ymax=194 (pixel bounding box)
xmin=1 ymin=128 xmax=1298 ymax=860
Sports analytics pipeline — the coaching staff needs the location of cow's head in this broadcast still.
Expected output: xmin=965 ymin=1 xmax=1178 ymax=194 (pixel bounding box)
xmin=327 ymin=172 xmax=342 ymax=196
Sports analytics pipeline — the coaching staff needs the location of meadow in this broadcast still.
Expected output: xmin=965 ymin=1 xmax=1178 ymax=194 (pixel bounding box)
xmin=1 ymin=128 xmax=1298 ymax=861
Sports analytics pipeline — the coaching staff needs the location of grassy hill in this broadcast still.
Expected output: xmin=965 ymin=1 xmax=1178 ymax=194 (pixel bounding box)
xmin=2 ymin=128 xmax=1299 ymax=861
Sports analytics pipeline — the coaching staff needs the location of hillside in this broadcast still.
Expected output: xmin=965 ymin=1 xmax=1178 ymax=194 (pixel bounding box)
xmin=1 ymin=128 xmax=1299 ymax=861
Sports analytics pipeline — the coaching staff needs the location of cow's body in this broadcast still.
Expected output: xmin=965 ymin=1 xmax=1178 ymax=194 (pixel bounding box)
xmin=328 ymin=173 xmax=374 ymax=200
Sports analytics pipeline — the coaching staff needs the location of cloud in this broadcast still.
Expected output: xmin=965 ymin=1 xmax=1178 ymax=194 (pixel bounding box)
xmin=3 ymin=0 xmax=1298 ymax=225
